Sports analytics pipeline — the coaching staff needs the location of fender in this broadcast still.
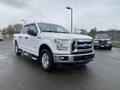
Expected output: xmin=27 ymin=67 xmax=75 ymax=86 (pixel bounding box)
xmin=36 ymin=39 xmax=56 ymax=56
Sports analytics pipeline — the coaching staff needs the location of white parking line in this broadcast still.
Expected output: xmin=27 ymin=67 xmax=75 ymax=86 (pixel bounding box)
xmin=0 ymin=54 xmax=8 ymax=60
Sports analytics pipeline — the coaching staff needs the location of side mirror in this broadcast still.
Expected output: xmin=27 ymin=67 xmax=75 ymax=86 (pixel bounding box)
xmin=28 ymin=29 xmax=37 ymax=36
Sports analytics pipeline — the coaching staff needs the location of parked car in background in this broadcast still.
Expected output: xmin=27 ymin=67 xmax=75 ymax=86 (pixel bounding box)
xmin=94 ymin=34 xmax=112 ymax=50
xmin=0 ymin=33 xmax=3 ymax=41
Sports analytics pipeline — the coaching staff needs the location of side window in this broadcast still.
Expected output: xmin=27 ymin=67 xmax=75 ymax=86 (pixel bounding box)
xmin=22 ymin=25 xmax=29 ymax=34
xmin=29 ymin=24 xmax=38 ymax=35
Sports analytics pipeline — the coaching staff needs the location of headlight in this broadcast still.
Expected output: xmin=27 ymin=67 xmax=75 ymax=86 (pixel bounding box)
xmin=94 ymin=40 xmax=98 ymax=43
xmin=107 ymin=41 xmax=112 ymax=44
xmin=54 ymin=39 xmax=70 ymax=51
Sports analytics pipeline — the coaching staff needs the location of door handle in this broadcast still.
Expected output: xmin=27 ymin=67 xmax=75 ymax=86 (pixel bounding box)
xmin=25 ymin=37 xmax=28 ymax=39
xmin=37 ymin=37 xmax=41 ymax=39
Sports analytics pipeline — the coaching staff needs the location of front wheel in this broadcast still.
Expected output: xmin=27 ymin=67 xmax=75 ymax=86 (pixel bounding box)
xmin=40 ymin=49 xmax=55 ymax=72
xmin=15 ymin=42 xmax=22 ymax=55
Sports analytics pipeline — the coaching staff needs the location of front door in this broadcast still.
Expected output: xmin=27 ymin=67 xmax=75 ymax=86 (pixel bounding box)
xmin=26 ymin=24 xmax=38 ymax=55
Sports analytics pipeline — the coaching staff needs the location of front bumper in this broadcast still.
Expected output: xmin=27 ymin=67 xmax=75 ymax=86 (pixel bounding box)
xmin=94 ymin=44 xmax=112 ymax=48
xmin=53 ymin=52 xmax=95 ymax=63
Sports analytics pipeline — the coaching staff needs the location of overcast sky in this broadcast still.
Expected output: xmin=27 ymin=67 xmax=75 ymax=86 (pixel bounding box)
xmin=0 ymin=0 xmax=120 ymax=31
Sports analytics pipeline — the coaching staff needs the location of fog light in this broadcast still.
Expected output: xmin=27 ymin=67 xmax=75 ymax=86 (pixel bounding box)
xmin=60 ymin=56 xmax=68 ymax=61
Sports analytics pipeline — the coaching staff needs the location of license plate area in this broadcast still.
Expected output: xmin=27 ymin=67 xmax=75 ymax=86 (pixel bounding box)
xmin=74 ymin=54 xmax=94 ymax=61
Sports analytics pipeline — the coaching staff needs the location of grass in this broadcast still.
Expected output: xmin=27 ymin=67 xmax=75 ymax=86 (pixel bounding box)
xmin=112 ymin=40 xmax=120 ymax=48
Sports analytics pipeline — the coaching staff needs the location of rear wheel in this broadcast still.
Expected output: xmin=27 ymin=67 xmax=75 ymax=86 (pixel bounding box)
xmin=39 ymin=49 xmax=55 ymax=72
xmin=15 ymin=42 xmax=22 ymax=55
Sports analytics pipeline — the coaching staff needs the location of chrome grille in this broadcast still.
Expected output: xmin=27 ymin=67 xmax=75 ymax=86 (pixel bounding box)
xmin=98 ymin=40 xmax=107 ymax=44
xmin=71 ymin=39 xmax=93 ymax=54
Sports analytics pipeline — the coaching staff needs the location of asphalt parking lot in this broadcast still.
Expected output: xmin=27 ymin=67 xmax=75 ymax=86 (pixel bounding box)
xmin=0 ymin=40 xmax=120 ymax=90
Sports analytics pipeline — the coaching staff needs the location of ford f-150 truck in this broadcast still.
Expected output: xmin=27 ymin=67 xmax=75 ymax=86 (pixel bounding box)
xmin=13 ymin=22 xmax=95 ymax=72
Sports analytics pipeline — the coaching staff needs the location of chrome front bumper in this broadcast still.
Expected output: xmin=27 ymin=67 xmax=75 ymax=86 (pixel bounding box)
xmin=53 ymin=52 xmax=95 ymax=63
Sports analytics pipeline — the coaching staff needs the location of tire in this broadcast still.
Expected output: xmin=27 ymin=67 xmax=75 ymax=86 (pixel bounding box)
xmin=39 ymin=49 xmax=55 ymax=72
xmin=15 ymin=42 xmax=22 ymax=55
xmin=107 ymin=47 xmax=112 ymax=50
xmin=0 ymin=39 xmax=3 ymax=41
xmin=109 ymin=47 xmax=112 ymax=50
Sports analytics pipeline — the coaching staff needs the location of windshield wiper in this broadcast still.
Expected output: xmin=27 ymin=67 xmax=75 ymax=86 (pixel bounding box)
xmin=42 ymin=31 xmax=57 ymax=32
xmin=53 ymin=31 xmax=69 ymax=33
xmin=42 ymin=31 xmax=68 ymax=33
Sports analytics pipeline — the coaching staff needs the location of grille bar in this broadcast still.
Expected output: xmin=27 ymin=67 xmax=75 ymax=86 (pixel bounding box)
xmin=98 ymin=40 xmax=107 ymax=44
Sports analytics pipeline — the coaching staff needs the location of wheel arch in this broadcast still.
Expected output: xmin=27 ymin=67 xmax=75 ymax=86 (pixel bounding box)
xmin=14 ymin=39 xmax=17 ymax=44
xmin=39 ymin=44 xmax=53 ymax=56
xmin=14 ymin=39 xmax=20 ymax=49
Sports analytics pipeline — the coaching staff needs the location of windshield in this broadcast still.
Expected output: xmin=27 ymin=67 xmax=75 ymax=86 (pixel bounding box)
xmin=95 ymin=34 xmax=110 ymax=39
xmin=38 ymin=23 xmax=69 ymax=33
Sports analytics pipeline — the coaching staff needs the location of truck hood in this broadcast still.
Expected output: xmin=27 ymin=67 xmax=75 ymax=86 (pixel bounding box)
xmin=41 ymin=32 xmax=92 ymax=40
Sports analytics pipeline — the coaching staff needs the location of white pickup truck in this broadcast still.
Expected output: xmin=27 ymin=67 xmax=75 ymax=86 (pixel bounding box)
xmin=13 ymin=22 xmax=95 ymax=72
